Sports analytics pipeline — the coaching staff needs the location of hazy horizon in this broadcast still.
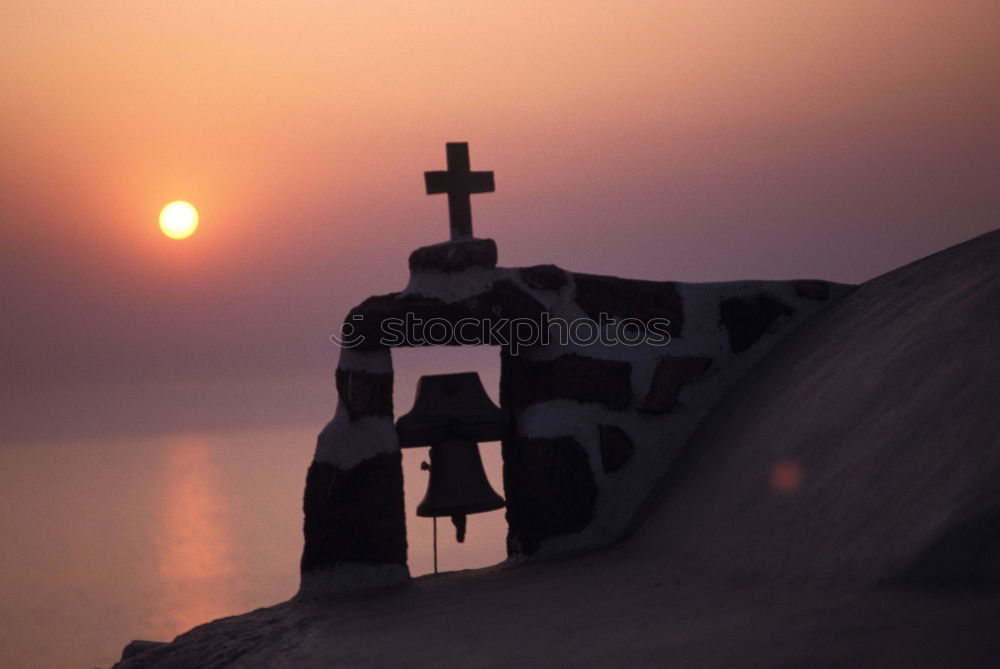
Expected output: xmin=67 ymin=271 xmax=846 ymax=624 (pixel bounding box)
xmin=3 ymin=1 xmax=999 ymax=444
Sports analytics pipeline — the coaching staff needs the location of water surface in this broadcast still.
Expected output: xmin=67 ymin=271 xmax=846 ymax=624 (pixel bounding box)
xmin=0 ymin=422 xmax=505 ymax=669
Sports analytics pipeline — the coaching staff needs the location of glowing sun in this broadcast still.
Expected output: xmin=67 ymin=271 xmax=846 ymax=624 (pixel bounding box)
xmin=159 ymin=201 xmax=199 ymax=239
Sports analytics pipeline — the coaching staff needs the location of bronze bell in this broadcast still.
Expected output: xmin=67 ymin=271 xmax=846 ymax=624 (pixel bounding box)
xmin=417 ymin=440 xmax=504 ymax=542
xmin=396 ymin=372 xmax=508 ymax=543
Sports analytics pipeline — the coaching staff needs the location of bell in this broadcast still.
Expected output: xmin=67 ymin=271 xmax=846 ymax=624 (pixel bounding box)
xmin=396 ymin=372 xmax=508 ymax=446
xmin=416 ymin=440 xmax=505 ymax=542
xmin=396 ymin=372 xmax=509 ymax=544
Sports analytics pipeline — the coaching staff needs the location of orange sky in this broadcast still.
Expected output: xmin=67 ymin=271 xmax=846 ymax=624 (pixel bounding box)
xmin=2 ymin=0 xmax=998 ymax=440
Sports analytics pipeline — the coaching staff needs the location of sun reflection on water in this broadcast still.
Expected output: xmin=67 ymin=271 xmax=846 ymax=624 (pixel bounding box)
xmin=153 ymin=436 xmax=241 ymax=636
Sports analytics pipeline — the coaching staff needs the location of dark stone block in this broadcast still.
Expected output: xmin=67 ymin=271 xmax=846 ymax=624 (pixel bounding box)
xmin=335 ymin=369 xmax=393 ymax=420
xmin=501 ymin=351 xmax=632 ymax=412
xmin=347 ymin=281 xmax=547 ymax=350
xmin=572 ymin=272 xmax=684 ymax=338
xmin=348 ymin=293 xmax=466 ymax=348
xmin=640 ymin=356 xmax=713 ymax=413
xmin=471 ymin=279 xmax=549 ymax=322
xmin=300 ymin=451 xmax=407 ymax=571
xmin=598 ymin=424 xmax=634 ymax=473
xmin=718 ymin=294 xmax=795 ymax=353
xmin=408 ymin=238 xmax=497 ymax=273
xmin=520 ymin=264 xmax=568 ymax=291
xmin=794 ymin=280 xmax=832 ymax=301
xmin=502 ymin=435 xmax=598 ymax=556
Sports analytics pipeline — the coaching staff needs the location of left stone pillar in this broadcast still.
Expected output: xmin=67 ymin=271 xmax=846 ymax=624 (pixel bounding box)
xmin=297 ymin=347 xmax=409 ymax=597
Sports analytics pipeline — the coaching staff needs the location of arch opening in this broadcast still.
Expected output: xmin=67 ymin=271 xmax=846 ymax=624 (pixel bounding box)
xmin=392 ymin=345 xmax=507 ymax=576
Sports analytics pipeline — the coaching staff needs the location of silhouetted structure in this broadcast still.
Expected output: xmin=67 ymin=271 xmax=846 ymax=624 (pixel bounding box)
xmin=297 ymin=143 xmax=853 ymax=596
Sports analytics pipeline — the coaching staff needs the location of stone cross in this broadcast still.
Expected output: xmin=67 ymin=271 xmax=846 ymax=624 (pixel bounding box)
xmin=424 ymin=142 xmax=495 ymax=240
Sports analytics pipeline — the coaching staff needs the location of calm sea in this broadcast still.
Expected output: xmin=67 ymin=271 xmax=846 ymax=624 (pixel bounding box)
xmin=0 ymin=425 xmax=507 ymax=669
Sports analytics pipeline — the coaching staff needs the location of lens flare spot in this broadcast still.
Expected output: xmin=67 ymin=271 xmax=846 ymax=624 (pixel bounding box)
xmin=770 ymin=460 xmax=803 ymax=493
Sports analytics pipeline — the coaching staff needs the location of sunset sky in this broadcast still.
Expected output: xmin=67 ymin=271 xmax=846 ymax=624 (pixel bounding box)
xmin=2 ymin=0 xmax=998 ymax=443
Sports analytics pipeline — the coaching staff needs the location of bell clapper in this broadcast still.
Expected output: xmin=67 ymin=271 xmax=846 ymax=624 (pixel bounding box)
xmin=451 ymin=513 xmax=467 ymax=543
